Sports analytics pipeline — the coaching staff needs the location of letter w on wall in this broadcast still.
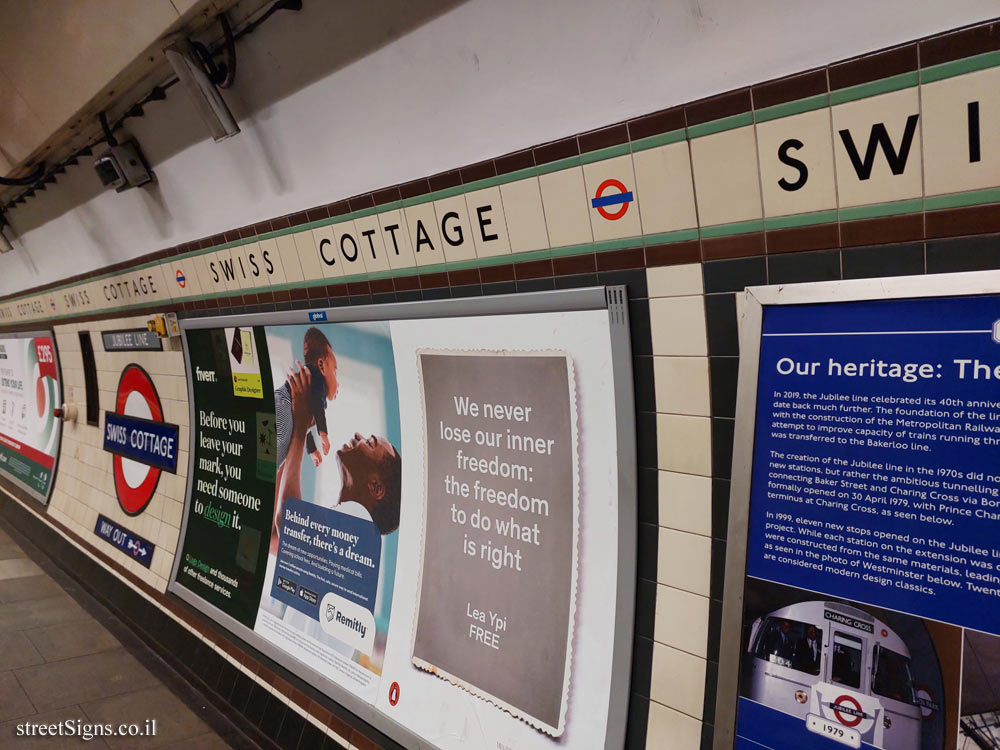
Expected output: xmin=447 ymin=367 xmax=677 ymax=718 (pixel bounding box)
xmin=839 ymin=114 xmax=919 ymax=180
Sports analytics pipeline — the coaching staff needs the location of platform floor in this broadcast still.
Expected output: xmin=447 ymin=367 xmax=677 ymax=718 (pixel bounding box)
xmin=0 ymin=519 xmax=243 ymax=749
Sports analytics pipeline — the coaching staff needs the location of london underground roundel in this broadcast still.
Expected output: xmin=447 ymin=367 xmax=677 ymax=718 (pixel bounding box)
xmin=112 ymin=365 xmax=166 ymax=515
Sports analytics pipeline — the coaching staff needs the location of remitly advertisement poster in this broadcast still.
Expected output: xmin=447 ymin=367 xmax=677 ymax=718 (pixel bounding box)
xmin=730 ymin=293 xmax=1000 ymax=750
xmin=172 ymin=296 xmax=630 ymax=750
xmin=0 ymin=334 xmax=61 ymax=503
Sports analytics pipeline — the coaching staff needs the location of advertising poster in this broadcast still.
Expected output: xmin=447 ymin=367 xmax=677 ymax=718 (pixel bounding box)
xmin=175 ymin=327 xmax=276 ymax=628
xmin=254 ymin=322 xmax=401 ymax=703
xmin=173 ymin=300 xmax=629 ymax=749
xmin=380 ymin=311 xmax=619 ymax=750
xmin=0 ymin=335 xmax=61 ymax=503
xmin=735 ymin=295 xmax=1000 ymax=750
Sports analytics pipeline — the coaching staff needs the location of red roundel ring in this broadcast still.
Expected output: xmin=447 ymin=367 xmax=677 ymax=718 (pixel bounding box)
xmin=388 ymin=681 xmax=400 ymax=706
xmin=593 ymin=178 xmax=631 ymax=220
xmin=833 ymin=695 xmax=864 ymax=727
xmin=113 ymin=364 xmax=164 ymax=516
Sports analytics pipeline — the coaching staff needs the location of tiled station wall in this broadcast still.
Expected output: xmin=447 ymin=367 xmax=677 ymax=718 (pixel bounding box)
xmin=0 ymin=18 xmax=998 ymax=750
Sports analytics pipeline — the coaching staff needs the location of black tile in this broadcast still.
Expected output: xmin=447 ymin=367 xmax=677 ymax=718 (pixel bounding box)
xmin=630 ymin=635 xmax=653 ymax=697
xmin=198 ymin=649 xmax=224 ymax=688
xmin=633 ymin=355 xmax=655 ymax=412
xmin=371 ymin=292 xmax=397 ymax=305
xmin=244 ymin=682 xmax=270 ymax=723
xmin=598 ymin=267 xmax=648 ymax=298
xmin=554 ymin=272 xmax=599 ymax=289
xmin=629 ymin=298 xmax=652 ymax=355
xmin=276 ymin=707 xmax=305 ymax=750
xmin=637 ymin=522 xmax=658 ymax=582
xmin=710 ymin=538 xmax=727 ymax=601
xmin=703 ymin=256 xmax=767 ymax=293
xmin=712 ymin=479 xmax=731 ymax=540
xmin=702 ymin=660 xmax=719 ymax=725
xmin=638 ymin=466 xmax=658 ymax=526
xmin=421 ymin=286 xmax=452 ymax=300
xmin=712 ymin=418 xmax=735 ymax=479
xmin=704 ymin=294 xmax=739 ymax=356
xmin=625 ymin=693 xmax=649 ymax=750
xmin=636 ymin=410 xmax=657 ymax=470
xmin=482 ymin=281 xmax=517 ymax=296
xmin=326 ymin=296 xmax=351 ymax=307
xmin=348 ymin=294 xmax=374 ymax=306
xmin=259 ymin=693 xmax=287 ymax=736
xmin=516 ymin=277 xmax=555 ymax=293
xmin=395 ymin=289 xmax=422 ymax=303
xmin=635 ymin=577 xmax=656 ymax=639
xmin=767 ymin=248 xmax=841 ymax=284
xmin=297 ymin=722 xmax=326 ymax=750
xmin=701 ymin=721 xmax=715 ymax=750
xmin=291 ymin=300 xmax=311 ymax=311
xmin=215 ymin=661 xmax=239 ymax=701
xmin=323 ymin=735 xmax=350 ymax=750
xmin=926 ymin=233 xmax=1000 ymax=273
xmin=709 ymin=357 xmax=738 ymax=418
xmin=451 ymin=284 xmax=483 ymax=297
xmin=707 ymin=597 xmax=723 ymax=662
xmin=842 ymin=241 xmax=924 ymax=279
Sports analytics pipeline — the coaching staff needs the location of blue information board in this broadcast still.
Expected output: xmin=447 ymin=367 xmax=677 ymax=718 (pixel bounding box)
xmin=103 ymin=411 xmax=179 ymax=472
xmin=94 ymin=514 xmax=155 ymax=568
xmin=736 ymin=294 xmax=1000 ymax=750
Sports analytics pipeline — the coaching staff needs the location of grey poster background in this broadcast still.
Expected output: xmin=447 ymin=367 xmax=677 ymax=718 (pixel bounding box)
xmin=412 ymin=351 xmax=578 ymax=735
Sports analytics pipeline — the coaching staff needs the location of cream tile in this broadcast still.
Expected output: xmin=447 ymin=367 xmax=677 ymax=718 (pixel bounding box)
xmin=654 ymin=357 xmax=710 ymax=416
xmin=465 ymin=187 xmax=512 ymax=258
xmin=633 ymin=141 xmax=699 ymax=235
xmin=237 ymin=242 xmax=264 ymax=288
xmin=255 ymin=238 xmax=287 ymax=285
xmin=832 ymin=87 xmax=922 ymax=208
xmin=209 ymin=250 xmax=237 ymax=292
xmin=292 ymin=229 xmax=324 ymax=282
xmin=311 ymin=225 xmax=342 ymax=279
xmin=690 ymin=125 xmax=763 ymax=226
xmin=228 ymin=243 xmax=256 ymax=289
xmin=647 ymin=263 xmax=703 ymax=298
xmin=332 ymin=220 xmax=366 ymax=277
xmin=354 ymin=214 xmax=391 ymax=273
xmin=434 ymin=195 xmax=477 ymax=262
xmin=655 ymin=584 xmax=710 ymax=658
xmin=658 ymin=470 xmax=712 ymax=537
xmin=656 ymin=414 xmax=711 ymax=476
xmin=582 ymin=153 xmax=643 ymax=241
xmin=650 ymin=296 xmax=707 ymax=356
xmin=499 ymin=177 xmax=549 ymax=253
xmin=646 ymin=701 xmax=702 ymax=750
xmin=650 ymin=642 xmax=706 ymax=719
xmin=275 ymin=235 xmax=304 ymax=282
xmin=538 ymin=166 xmax=593 ymax=247
xmin=378 ymin=209 xmax=417 ymax=270
xmin=658 ymin=527 xmax=712 ymax=597
xmin=404 ymin=202 xmax=447 ymax=267
xmin=922 ymin=66 xmax=1000 ymax=196
xmin=757 ymin=108 xmax=838 ymax=217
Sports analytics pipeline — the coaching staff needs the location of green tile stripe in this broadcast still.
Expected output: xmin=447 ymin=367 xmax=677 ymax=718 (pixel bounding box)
xmin=921 ymin=49 xmax=1000 ymax=84
xmin=580 ymin=143 xmax=630 ymax=164
xmin=764 ymin=209 xmax=839 ymax=231
xmin=839 ymin=198 xmax=923 ymax=221
xmin=700 ymin=219 xmax=764 ymax=239
xmin=754 ymin=93 xmax=830 ymax=123
xmin=925 ymin=187 xmax=1000 ymax=211
xmin=643 ymin=228 xmax=700 ymax=245
xmin=686 ymin=111 xmax=754 ymax=140
xmin=629 ymin=128 xmax=687 ymax=153
xmin=829 ymin=71 xmax=919 ymax=106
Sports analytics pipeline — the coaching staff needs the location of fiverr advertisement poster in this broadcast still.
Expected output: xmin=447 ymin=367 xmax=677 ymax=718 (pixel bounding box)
xmin=736 ymin=296 xmax=1000 ymax=750
xmin=174 ymin=306 xmax=624 ymax=749
xmin=0 ymin=335 xmax=61 ymax=503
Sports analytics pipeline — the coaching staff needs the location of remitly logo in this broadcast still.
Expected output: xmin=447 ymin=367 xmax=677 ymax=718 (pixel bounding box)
xmin=105 ymin=365 xmax=178 ymax=515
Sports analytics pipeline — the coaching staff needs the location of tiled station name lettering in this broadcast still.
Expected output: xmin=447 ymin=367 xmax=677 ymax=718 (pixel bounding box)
xmin=2 ymin=57 xmax=998 ymax=324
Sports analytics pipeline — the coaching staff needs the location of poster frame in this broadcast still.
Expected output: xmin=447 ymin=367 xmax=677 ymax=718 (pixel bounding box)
xmin=713 ymin=268 xmax=1000 ymax=749
xmin=167 ymin=286 xmax=637 ymax=750
xmin=0 ymin=329 xmax=63 ymax=506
